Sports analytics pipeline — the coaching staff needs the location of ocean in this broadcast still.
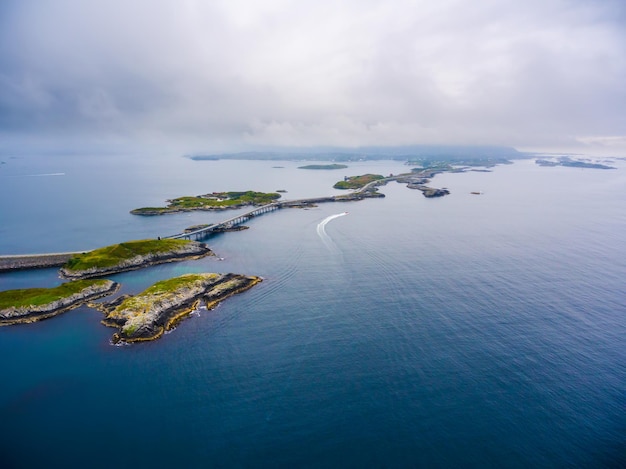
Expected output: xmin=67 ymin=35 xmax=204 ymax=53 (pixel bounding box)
xmin=0 ymin=154 xmax=624 ymax=467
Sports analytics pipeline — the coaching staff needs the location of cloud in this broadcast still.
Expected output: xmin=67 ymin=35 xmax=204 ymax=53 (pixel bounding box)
xmin=1 ymin=0 xmax=625 ymax=154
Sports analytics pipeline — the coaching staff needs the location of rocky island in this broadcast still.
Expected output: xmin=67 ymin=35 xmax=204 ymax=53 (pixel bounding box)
xmin=92 ymin=273 xmax=262 ymax=343
xmin=333 ymin=174 xmax=385 ymax=190
xmin=410 ymin=185 xmax=450 ymax=197
xmin=0 ymin=279 xmax=119 ymax=326
xmin=131 ymin=191 xmax=281 ymax=215
xmin=60 ymin=239 xmax=213 ymax=279
xmin=394 ymin=170 xmax=451 ymax=198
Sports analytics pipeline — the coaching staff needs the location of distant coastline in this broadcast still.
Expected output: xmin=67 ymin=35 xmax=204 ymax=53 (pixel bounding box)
xmin=186 ymin=144 xmax=524 ymax=162
xmin=298 ymin=164 xmax=348 ymax=170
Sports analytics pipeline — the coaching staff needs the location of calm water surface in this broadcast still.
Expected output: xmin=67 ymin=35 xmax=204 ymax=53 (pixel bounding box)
xmin=0 ymin=155 xmax=624 ymax=467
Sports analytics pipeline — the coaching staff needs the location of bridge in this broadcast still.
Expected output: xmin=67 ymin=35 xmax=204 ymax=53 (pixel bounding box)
xmin=164 ymin=195 xmax=344 ymax=240
xmin=165 ymin=203 xmax=282 ymax=240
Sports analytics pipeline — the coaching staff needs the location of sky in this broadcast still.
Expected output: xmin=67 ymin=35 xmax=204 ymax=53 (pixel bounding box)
xmin=1 ymin=0 xmax=625 ymax=156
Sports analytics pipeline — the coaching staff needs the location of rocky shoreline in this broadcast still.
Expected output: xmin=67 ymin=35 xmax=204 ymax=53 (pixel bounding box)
xmin=407 ymin=184 xmax=450 ymax=198
xmin=91 ymin=273 xmax=262 ymax=343
xmin=0 ymin=280 xmax=119 ymax=326
xmin=395 ymin=174 xmax=450 ymax=198
xmin=59 ymin=241 xmax=213 ymax=279
xmin=131 ymin=204 xmax=250 ymax=216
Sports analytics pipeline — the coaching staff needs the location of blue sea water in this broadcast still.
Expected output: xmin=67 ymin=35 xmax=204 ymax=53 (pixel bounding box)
xmin=0 ymin=154 xmax=625 ymax=467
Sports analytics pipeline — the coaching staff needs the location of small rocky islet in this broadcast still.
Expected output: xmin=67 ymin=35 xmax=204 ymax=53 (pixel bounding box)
xmin=92 ymin=273 xmax=262 ymax=344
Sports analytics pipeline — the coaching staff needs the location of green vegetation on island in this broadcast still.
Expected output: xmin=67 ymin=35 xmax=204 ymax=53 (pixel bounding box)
xmin=95 ymin=273 xmax=262 ymax=343
xmin=0 ymin=279 xmax=119 ymax=325
xmin=131 ymin=191 xmax=281 ymax=215
xmin=0 ymin=279 xmax=112 ymax=309
xmin=298 ymin=164 xmax=348 ymax=170
xmin=60 ymin=239 xmax=213 ymax=279
xmin=333 ymin=174 xmax=385 ymax=190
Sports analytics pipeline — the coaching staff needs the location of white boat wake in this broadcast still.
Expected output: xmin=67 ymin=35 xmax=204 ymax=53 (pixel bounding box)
xmin=317 ymin=212 xmax=348 ymax=251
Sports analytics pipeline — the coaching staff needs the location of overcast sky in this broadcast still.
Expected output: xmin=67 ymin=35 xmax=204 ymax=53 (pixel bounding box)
xmin=1 ymin=0 xmax=625 ymax=155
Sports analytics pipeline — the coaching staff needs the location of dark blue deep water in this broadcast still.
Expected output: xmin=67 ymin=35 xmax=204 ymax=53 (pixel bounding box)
xmin=0 ymin=154 xmax=624 ymax=467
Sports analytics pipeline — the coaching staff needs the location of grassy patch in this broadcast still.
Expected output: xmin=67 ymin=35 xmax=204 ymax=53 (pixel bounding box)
xmin=64 ymin=239 xmax=193 ymax=271
xmin=333 ymin=174 xmax=385 ymax=189
xmin=116 ymin=274 xmax=220 ymax=311
xmin=0 ymin=279 xmax=110 ymax=309
xmin=142 ymin=274 xmax=218 ymax=296
xmin=132 ymin=191 xmax=281 ymax=214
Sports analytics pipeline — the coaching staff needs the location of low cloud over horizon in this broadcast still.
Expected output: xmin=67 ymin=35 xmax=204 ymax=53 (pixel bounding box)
xmin=1 ymin=0 xmax=625 ymax=155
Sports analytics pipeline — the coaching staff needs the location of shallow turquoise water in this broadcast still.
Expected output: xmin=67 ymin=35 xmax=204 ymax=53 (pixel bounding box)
xmin=0 ymin=156 xmax=624 ymax=467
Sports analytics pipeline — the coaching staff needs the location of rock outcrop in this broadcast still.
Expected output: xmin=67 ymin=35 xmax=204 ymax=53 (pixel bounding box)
xmin=92 ymin=273 xmax=262 ymax=343
xmin=0 ymin=280 xmax=119 ymax=326
xmin=411 ymin=185 xmax=451 ymax=198
xmin=395 ymin=175 xmax=451 ymax=198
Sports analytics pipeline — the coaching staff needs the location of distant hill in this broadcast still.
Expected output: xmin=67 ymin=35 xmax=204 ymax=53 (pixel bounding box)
xmin=187 ymin=145 xmax=525 ymax=162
